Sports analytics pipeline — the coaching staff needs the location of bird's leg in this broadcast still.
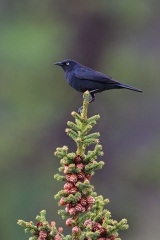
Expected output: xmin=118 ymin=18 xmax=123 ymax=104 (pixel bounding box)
xmin=89 ymin=89 xmax=100 ymax=103
xmin=89 ymin=93 xmax=95 ymax=103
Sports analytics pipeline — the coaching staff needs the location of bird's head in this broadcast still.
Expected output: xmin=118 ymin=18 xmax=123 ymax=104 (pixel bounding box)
xmin=54 ymin=59 xmax=77 ymax=71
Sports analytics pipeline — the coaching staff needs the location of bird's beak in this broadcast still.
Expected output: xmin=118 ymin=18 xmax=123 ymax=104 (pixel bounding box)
xmin=54 ymin=61 xmax=63 ymax=66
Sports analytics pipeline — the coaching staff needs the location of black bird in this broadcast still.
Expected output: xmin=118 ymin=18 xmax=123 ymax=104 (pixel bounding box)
xmin=55 ymin=59 xmax=142 ymax=108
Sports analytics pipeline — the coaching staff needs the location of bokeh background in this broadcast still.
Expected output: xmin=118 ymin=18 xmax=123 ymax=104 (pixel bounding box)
xmin=0 ymin=1 xmax=160 ymax=239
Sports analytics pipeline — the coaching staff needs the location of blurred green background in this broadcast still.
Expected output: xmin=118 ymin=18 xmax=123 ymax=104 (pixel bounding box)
xmin=0 ymin=1 xmax=160 ymax=239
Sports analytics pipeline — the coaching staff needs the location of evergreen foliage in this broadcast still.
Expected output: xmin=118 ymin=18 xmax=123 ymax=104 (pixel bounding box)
xmin=18 ymin=91 xmax=128 ymax=240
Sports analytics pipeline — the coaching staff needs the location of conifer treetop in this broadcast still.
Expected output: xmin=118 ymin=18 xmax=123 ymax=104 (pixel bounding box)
xmin=18 ymin=91 xmax=128 ymax=240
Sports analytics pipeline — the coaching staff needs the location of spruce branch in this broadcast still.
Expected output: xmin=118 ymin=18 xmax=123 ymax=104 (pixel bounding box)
xmin=18 ymin=91 xmax=128 ymax=240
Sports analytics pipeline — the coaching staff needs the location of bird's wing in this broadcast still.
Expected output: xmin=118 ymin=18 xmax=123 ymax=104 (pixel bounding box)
xmin=74 ymin=67 xmax=118 ymax=84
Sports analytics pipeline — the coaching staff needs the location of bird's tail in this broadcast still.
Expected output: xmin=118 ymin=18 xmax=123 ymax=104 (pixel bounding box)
xmin=118 ymin=83 xmax=142 ymax=93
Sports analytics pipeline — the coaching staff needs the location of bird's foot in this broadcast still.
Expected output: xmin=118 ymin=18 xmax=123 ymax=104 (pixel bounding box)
xmin=78 ymin=106 xmax=83 ymax=114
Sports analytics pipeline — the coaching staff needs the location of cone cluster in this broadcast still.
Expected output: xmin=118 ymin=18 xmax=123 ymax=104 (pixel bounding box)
xmin=54 ymin=147 xmax=104 ymax=240
xmin=57 ymin=154 xmax=98 ymax=214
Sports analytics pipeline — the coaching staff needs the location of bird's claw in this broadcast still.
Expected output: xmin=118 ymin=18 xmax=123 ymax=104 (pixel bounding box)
xmin=78 ymin=106 xmax=83 ymax=114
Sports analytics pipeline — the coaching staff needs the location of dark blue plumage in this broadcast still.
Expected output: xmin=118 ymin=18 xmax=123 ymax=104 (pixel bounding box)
xmin=55 ymin=59 xmax=142 ymax=103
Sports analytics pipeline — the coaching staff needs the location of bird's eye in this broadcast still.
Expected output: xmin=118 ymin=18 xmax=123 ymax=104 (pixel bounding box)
xmin=66 ymin=62 xmax=70 ymax=66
